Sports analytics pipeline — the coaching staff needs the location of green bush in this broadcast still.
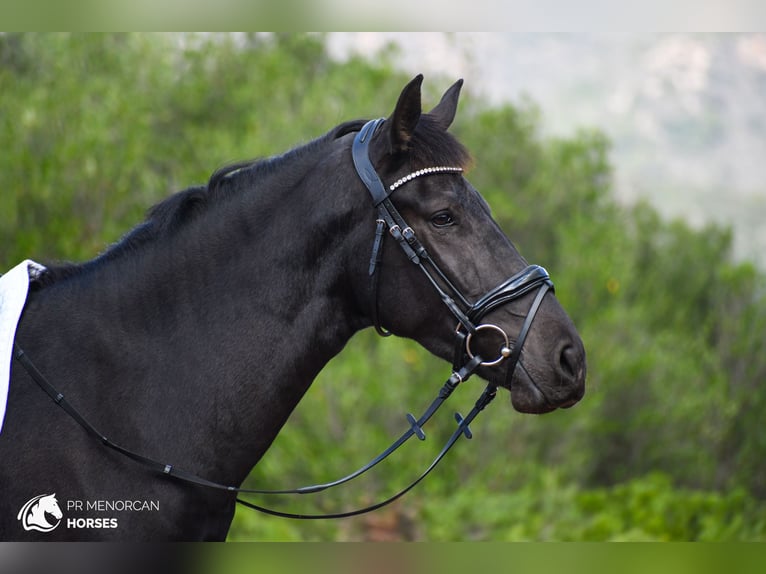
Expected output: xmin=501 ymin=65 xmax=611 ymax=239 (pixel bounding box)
xmin=3 ymin=33 xmax=765 ymax=541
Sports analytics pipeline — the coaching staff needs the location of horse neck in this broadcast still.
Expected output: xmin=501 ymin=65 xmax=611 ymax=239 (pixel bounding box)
xmin=22 ymin=156 xmax=370 ymax=486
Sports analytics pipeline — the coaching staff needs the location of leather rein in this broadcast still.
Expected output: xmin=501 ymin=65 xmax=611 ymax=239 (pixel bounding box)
xmin=12 ymin=119 xmax=553 ymax=520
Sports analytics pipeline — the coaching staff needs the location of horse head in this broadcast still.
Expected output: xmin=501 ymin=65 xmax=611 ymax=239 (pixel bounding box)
xmin=352 ymin=75 xmax=586 ymax=414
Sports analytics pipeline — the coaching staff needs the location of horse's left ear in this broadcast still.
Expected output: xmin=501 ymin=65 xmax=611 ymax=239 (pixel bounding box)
xmin=388 ymin=74 xmax=424 ymax=153
xmin=428 ymin=79 xmax=463 ymax=131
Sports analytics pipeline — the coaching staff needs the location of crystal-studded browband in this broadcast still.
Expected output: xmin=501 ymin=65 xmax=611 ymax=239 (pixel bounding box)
xmin=388 ymin=166 xmax=463 ymax=193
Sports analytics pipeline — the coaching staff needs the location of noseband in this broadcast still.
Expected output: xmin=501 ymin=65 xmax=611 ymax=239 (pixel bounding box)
xmin=13 ymin=119 xmax=555 ymax=522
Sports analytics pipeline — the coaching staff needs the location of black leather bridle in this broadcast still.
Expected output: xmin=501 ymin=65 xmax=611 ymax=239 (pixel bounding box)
xmin=352 ymin=118 xmax=553 ymax=390
xmin=12 ymin=119 xmax=554 ymax=521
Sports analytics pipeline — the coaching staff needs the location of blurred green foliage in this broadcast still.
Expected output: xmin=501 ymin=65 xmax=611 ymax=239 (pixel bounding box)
xmin=2 ymin=33 xmax=765 ymax=541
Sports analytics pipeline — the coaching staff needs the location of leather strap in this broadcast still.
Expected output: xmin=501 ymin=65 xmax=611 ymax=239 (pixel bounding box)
xmin=13 ymin=344 xmax=238 ymax=492
xmin=467 ymin=265 xmax=553 ymax=322
xmin=234 ymin=382 xmax=496 ymax=520
xmin=13 ymin=341 xmax=487 ymax=518
xmin=503 ymin=282 xmax=551 ymax=388
xmin=351 ymin=118 xmax=389 ymax=206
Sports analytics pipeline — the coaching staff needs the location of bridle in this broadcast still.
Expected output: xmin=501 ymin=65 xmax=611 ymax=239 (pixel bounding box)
xmin=12 ymin=119 xmax=554 ymax=521
xmin=352 ymin=118 xmax=553 ymax=391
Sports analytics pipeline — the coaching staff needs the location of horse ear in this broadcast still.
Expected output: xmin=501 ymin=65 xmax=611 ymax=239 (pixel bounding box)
xmin=387 ymin=74 xmax=423 ymax=153
xmin=428 ymin=78 xmax=463 ymax=130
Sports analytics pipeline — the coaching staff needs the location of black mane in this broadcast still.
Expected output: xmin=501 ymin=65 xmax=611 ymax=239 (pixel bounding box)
xmin=35 ymin=115 xmax=469 ymax=287
xmin=36 ymin=120 xmax=366 ymax=286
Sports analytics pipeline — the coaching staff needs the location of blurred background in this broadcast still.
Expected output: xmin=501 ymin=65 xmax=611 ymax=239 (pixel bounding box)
xmin=1 ymin=33 xmax=764 ymax=541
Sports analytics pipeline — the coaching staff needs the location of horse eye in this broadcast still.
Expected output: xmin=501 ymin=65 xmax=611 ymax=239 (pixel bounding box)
xmin=431 ymin=211 xmax=455 ymax=228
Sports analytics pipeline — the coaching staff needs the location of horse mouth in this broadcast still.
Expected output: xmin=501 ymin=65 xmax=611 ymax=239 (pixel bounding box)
xmin=504 ymin=363 xmax=583 ymax=414
xmin=509 ymin=380 xmax=556 ymax=414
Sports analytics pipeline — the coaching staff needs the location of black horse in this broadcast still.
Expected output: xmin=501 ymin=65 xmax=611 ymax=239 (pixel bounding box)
xmin=0 ymin=76 xmax=585 ymax=541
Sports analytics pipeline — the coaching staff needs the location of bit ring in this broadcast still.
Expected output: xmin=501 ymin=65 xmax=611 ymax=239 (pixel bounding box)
xmin=465 ymin=323 xmax=512 ymax=367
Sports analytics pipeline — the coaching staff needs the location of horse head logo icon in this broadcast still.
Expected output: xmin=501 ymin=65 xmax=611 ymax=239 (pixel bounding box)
xmin=17 ymin=493 xmax=63 ymax=532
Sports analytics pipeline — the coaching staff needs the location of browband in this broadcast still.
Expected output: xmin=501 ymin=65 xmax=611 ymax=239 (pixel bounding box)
xmin=351 ymin=118 xmax=463 ymax=205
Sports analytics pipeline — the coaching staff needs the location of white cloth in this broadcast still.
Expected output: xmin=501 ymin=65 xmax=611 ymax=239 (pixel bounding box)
xmin=0 ymin=260 xmax=46 ymax=434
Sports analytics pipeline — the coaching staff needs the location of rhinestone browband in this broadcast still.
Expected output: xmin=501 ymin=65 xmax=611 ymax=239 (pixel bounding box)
xmin=388 ymin=166 xmax=463 ymax=192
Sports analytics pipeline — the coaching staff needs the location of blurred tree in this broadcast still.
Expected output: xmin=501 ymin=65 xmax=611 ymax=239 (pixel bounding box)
xmin=2 ymin=33 xmax=764 ymax=541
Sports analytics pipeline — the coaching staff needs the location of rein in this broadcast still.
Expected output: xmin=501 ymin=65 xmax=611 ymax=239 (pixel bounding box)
xmin=12 ymin=119 xmax=553 ymax=521
xmin=12 ymin=342 xmax=492 ymax=519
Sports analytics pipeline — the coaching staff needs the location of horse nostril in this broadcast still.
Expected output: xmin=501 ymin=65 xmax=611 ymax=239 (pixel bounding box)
xmin=558 ymin=344 xmax=579 ymax=380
